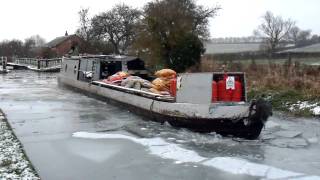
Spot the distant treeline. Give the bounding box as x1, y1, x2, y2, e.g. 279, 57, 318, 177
203, 51, 320, 62
0, 39, 33, 58
0, 35, 46, 58
210, 35, 320, 45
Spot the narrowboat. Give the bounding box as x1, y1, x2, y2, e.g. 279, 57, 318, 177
58, 55, 272, 139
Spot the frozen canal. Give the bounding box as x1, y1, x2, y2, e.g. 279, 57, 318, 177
1, 70, 320, 180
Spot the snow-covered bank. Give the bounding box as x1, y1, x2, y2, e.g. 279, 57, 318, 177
249, 89, 320, 117
73, 131, 320, 180
0, 110, 39, 180
287, 101, 320, 116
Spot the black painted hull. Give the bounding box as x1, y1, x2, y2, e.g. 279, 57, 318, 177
118, 99, 264, 139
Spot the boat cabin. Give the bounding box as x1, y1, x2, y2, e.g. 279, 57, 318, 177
61, 55, 247, 104
69, 55, 148, 82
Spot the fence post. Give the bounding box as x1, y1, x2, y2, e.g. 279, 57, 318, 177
37, 59, 40, 70
4, 57, 7, 70
1, 57, 7, 70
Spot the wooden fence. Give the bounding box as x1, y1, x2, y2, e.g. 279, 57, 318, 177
11, 57, 62, 71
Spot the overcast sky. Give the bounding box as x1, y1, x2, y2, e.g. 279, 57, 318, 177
0, 0, 319, 42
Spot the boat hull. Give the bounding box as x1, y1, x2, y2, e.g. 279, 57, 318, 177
58, 76, 266, 139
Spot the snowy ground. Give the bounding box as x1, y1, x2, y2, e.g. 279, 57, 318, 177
0, 111, 39, 180
287, 101, 320, 116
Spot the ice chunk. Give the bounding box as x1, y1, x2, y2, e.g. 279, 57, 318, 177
265, 121, 281, 130
290, 176, 320, 180
270, 138, 308, 148
274, 130, 302, 138
307, 137, 319, 144
202, 157, 302, 179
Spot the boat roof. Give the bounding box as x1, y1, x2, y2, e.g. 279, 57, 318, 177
66, 55, 141, 62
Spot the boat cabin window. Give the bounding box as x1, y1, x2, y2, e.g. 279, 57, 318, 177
78, 59, 95, 82
127, 59, 145, 70
74, 65, 77, 74
77, 57, 150, 82
100, 61, 122, 79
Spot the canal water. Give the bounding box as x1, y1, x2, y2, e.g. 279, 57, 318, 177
1, 70, 320, 180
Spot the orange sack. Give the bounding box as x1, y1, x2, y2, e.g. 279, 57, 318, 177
151, 78, 171, 91
155, 69, 176, 79
150, 69, 176, 94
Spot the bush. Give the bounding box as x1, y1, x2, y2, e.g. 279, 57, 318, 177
167, 33, 205, 72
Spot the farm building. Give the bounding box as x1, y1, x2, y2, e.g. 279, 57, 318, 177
204, 42, 261, 54
203, 42, 264, 63
201, 41, 320, 70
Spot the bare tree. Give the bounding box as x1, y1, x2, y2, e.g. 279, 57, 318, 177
0, 40, 24, 57
288, 26, 300, 44
311, 34, 320, 44
23, 38, 36, 57
296, 30, 311, 46
91, 4, 141, 54
288, 26, 311, 47
26, 35, 46, 47
254, 11, 295, 53
76, 8, 92, 42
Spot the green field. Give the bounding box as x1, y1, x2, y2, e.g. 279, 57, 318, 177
218, 57, 320, 66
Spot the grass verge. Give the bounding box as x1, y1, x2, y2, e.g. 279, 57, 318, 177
0, 109, 40, 179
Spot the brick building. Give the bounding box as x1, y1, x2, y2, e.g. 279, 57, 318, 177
45, 34, 83, 57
